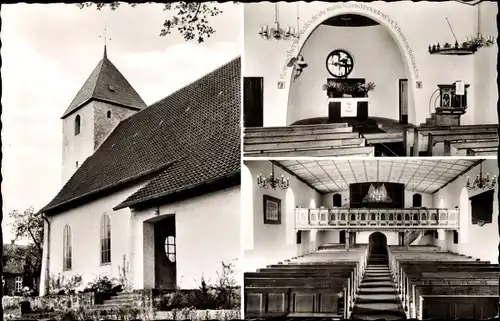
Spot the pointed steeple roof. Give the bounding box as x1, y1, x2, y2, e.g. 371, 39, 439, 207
61, 48, 147, 118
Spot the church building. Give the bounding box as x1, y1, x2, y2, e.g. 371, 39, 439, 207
243, 159, 499, 319
38, 48, 241, 295
242, 1, 498, 157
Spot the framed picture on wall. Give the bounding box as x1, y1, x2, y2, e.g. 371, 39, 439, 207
263, 195, 281, 224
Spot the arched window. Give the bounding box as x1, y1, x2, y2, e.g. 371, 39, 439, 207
74, 115, 81, 135
412, 193, 422, 207
333, 193, 342, 207
165, 236, 176, 262
100, 214, 111, 264
107, 111, 112, 118
63, 225, 72, 271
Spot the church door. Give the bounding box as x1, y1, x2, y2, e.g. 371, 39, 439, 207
399, 79, 408, 124
368, 232, 387, 255
154, 216, 176, 289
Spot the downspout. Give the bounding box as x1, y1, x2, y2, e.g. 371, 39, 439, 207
41, 214, 51, 296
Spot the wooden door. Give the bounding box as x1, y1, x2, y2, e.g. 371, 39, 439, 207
243, 77, 264, 127
399, 79, 408, 124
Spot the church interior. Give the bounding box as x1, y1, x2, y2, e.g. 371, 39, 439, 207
242, 159, 499, 319
242, 1, 498, 157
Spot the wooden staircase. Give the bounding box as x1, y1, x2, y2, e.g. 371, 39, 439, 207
420, 113, 438, 127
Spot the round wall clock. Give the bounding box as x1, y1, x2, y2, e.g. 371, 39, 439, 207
326, 49, 354, 78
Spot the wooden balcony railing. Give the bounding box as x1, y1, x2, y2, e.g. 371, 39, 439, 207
295, 208, 459, 230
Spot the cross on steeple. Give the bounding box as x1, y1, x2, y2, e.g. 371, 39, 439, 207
100, 26, 112, 58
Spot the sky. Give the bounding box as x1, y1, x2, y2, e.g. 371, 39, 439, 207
1, 3, 241, 243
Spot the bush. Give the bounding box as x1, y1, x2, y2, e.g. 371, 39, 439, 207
189, 276, 217, 310
83, 274, 115, 294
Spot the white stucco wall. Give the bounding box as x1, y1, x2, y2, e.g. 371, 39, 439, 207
317, 230, 341, 244
321, 190, 433, 208
243, 161, 322, 272
244, 1, 496, 126
40, 183, 145, 295
287, 24, 406, 124
356, 231, 399, 245
432, 160, 499, 263
131, 186, 241, 290
473, 1, 499, 125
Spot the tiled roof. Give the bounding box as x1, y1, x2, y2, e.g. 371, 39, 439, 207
61, 47, 147, 118
41, 57, 241, 214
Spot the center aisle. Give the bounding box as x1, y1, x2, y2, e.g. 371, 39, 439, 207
350, 254, 406, 320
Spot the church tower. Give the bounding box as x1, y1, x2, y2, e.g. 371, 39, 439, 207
61, 46, 147, 185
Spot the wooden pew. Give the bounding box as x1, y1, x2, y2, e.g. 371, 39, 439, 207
245, 265, 355, 318
400, 265, 497, 314
243, 123, 378, 157
362, 132, 404, 144
406, 271, 498, 319
244, 247, 368, 318
245, 278, 348, 318
420, 293, 498, 319
245, 123, 349, 134
444, 139, 498, 156
467, 146, 498, 156
427, 132, 498, 156
387, 247, 498, 319
412, 125, 498, 156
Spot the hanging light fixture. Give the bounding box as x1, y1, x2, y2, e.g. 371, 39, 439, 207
466, 162, 496, 190
257, 163, 290, 190
428, 11, 495, 55
259, 3, 297, 41
363, 161, 392, 203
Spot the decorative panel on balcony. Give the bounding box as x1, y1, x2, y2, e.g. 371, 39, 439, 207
295, 208, 459, 230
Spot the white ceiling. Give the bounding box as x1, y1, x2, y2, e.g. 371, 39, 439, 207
278, 159, 481, 194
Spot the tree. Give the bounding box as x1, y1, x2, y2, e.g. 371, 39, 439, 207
77, 2, 224, 43
8, 207, 44, 275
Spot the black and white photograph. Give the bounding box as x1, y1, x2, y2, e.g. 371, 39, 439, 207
1, 3, 242, 320
242, 1, 498, 157
243, 159, 498, 319
1, 1, 500, 321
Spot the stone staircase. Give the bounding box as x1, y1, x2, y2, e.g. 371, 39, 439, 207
90, 292, 138, 311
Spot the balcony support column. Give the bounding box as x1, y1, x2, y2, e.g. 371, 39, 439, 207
345, 231, 350, 251
404, 230, 409, 251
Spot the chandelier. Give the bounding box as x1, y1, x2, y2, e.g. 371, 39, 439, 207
362, 161, 392, 203
428, 14, 495, 55
466, 162, 496, 190
257, 163, 290, 190
259, 3, 297, 41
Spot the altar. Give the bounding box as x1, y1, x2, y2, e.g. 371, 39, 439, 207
328, 97, 369, 122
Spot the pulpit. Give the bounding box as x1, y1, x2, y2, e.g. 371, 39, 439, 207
434, 82, 469, 126
329, 98, 369, 122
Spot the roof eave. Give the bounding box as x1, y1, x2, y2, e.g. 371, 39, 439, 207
41, 160, 178, 215
61, 98, 144, 119
113, 170, 241, 211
